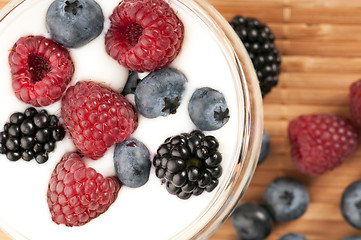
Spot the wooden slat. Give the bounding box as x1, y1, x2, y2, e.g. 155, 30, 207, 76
211, 0, 361, 8
270, 23, 361, 41
276, 40, 361, 57
281, 56, 361, 73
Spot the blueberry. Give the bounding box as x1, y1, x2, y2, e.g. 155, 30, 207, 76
135, 68, 187, 118
231, 202, 273, 240
341, 236, 361, 240
279, 233, 308, 240
113, 138, 151, 188
188, 87, 230, 131
258, 130, 270, 165
46, 0, 104, 48
263, 177, 309, 222
340, 180, 361, 229
122, 71, 141, 95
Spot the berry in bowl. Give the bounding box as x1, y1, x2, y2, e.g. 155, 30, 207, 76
0, 0, 262, 239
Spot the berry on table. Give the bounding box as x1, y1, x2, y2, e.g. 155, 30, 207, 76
263, 177, 309, 222
279, 233, 308, 240
341, 236, 361, 240
153, 130, 222, 199
113, 138, 151, 188
230, 15, 281, 97
105, 0, 184, 72
188, 87, 230, 131
61, 81, 138, 160
47, 152, 121, 226
288, 114, 359, 176
340, 180, 361, 230
46, 0, 104, 48
349, 79, 361, 128
8, 35, 74, 107
0, 107, 65, 163
134, 68, 187, 118
231, 202, 273, 240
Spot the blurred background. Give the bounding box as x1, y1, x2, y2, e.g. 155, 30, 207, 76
207, 0, 361, 239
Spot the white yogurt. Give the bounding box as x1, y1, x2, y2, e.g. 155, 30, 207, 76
0, 0, 245, 239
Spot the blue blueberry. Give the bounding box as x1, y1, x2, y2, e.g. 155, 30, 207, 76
340, 180, 361, 229
258, 130, 270, 165
113, 138, 151, 188
122, 71, 141, 95
188, 87, 229, 131
46, 0, 104, 48
263, 177, 309, 222
231, 202, 273, 240
341, 236, 361, 240
279, 233, 308, 240
135, 68, 187, 118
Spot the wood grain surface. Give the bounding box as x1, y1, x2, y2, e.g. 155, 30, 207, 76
1, 0, 361, 239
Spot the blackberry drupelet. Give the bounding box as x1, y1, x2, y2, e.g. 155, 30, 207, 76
230, 15, 281, 97
0, 107, 65, 163
153, 130, 222, 200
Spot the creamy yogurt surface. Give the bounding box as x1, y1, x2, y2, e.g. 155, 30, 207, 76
0, 0, 244, 239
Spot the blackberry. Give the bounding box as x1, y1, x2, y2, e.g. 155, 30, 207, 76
230, 15, 281, 97
0, 107, 66, 163
153, 130, 222, 200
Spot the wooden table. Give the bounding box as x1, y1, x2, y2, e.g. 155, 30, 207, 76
1, 0, 361, 239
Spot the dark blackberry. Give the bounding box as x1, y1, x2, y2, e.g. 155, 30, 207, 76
0, 107, 66, 163
230, 15, 281, 97
153, 130, 222, 200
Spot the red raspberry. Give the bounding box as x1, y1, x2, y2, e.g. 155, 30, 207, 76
105, 0, 184, 72
8, 35, 74, 107
350, 79, 361, 127
288, 114, 359, 176
47, 152, 121, 227
61, 81, 138, 159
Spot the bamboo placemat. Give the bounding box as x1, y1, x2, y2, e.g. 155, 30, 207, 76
1, 0, 361, 239
209, 0, 361, 239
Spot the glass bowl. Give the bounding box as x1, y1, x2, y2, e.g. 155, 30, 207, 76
0, 0, 263, 239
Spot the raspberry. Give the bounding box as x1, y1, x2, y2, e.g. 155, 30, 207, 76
8, 35, 74, 107
61, 81, 138, 159
288, 114, 359, 176
47, 152, 121, 227
350, 79, 361, 128
105, 0, 184, 72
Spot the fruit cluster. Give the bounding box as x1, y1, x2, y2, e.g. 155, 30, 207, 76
3, 0, 236, 229
230, 15, 281, 97
125, 68, 230, 131
153, 130, 222, 199
228, 13, 361, 237
0, 107, 65, 163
